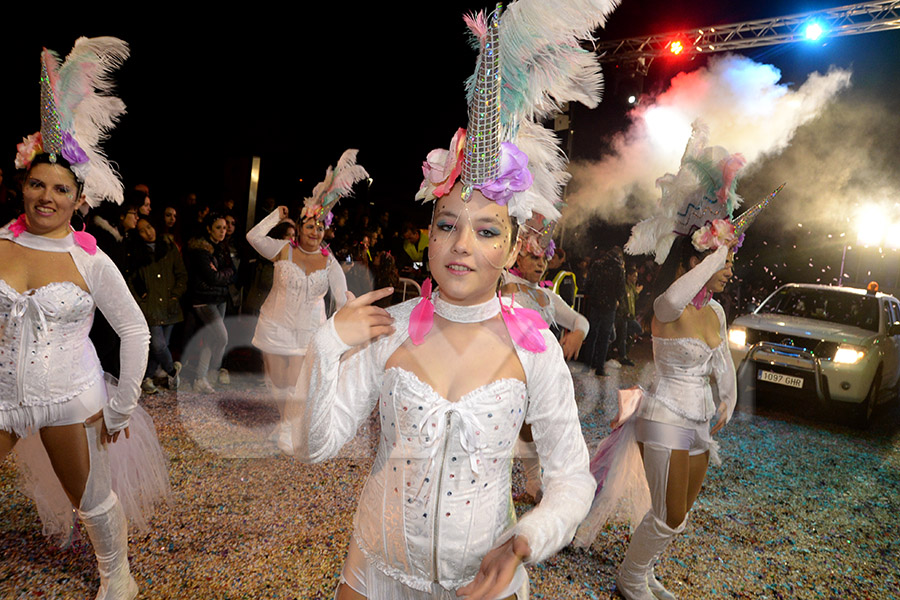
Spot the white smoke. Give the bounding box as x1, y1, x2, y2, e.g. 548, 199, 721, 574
564, 53, 852, 226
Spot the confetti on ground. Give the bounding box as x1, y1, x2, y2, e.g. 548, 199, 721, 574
2, 340, 898, 599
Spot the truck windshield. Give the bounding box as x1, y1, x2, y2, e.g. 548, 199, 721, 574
758, 288, 880, 332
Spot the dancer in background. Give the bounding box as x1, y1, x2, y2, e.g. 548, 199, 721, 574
2, 37, 168, 600
575, 121, 782, 600
501, 212, 589, 502
290, 1, 619, 597
247, 150, 365, 453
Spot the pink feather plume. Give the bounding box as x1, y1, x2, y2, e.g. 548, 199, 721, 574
499, 294, 548, 353
463, 11, 488, 39
408, 278, 434, 345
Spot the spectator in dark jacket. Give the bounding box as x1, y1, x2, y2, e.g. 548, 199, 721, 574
125, 218, 188, 393
585, 246, 626, 376
183, 213, 236, 392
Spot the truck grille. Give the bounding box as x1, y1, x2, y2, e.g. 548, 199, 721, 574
745, 329, 838, 359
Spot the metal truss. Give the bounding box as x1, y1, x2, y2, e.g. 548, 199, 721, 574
595, 1, 900, 74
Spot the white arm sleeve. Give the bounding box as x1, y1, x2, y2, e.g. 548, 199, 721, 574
289, 317, 392, 463
547, 288, 589, 336
90, 258, 151, 433
327, 255, 349, 311
246, 209, 289, 261
653, 245, 727, 323
506, 334, 596, 563
710, 301, 737, 423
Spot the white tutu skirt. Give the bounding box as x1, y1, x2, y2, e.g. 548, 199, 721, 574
573, 419, 651, 548
12, 377, 171, 546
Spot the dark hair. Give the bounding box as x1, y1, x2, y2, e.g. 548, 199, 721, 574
640, 235, 711, 328
25, 153, 84, 198
124, 189, 149, 213
267, 220, 295, 240
202, 212, 226, 231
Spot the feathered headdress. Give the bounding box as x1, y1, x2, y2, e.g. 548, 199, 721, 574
15, 37, 129, 207
302, 149, 369, 226
520, 210, 559, 259
626, 120, 770, 264
415, 0, 619, 226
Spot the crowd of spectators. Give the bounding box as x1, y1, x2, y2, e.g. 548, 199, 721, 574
0, 174, 776, 390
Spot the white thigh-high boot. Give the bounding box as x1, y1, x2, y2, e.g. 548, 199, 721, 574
616, 443, 684, 600
276, 386, 296, 456
266, 384, 288, 443
77, 423, 138, 600
515, 438, 543, 501
616, 512, 684, 600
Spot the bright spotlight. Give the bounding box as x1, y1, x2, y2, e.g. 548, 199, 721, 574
669, 40, 684, 55
804, 22, 824, 41
627, 95, 637, 104
857, 205, 887, 247
643, 107, 691, 150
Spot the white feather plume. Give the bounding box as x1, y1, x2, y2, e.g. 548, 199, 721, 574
305, 149, 370, 215
58, 37, 129, 206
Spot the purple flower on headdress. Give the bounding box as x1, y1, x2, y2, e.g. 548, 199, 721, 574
324, 211, 334, 228
545, 239, 556, 259
478, 142, 533, 205
61, 131, 89, 165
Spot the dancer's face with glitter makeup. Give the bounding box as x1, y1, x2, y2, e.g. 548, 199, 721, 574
429, 183, 520, 306
22, 162, 85, 238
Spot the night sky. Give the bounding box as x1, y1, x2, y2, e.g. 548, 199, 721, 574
3, 1, 899, 290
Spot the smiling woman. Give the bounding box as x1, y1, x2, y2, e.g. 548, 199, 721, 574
0, 36, 169, 600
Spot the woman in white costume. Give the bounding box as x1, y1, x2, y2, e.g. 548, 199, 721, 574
1, 37, 168, 600
247, 150, 365, 453
501, 214, 589, 502
290, 2, 620, 597
574, 122, 782, 600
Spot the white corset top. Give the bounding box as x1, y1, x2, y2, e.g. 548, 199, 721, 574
0, 279, 103, 408
354, 366, 528, 591
646, 336, 720, 422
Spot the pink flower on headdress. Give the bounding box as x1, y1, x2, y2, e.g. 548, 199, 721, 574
691, 218, 736, 252
417, 128, 466, 201
478, 142, 533, 205
15, 132, 43, 170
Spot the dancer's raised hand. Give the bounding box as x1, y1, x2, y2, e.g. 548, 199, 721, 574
333, 288, 395, 347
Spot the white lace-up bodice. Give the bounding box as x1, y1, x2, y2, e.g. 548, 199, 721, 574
293, 297, 595, 592
0, 280, 101, 408
0, 227, 149, 435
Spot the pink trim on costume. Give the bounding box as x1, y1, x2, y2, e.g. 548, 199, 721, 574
691, 287, 713, 310
9, 215, 27, 237
409, 278, 435, 345
72, 229, 97, 255
499, 291, 548, 353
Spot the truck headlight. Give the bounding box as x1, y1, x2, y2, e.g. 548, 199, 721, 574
728, 327, 747, 347
833, 345, 866, 364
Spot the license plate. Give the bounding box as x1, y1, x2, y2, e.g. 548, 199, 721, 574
758, 370, 804, 388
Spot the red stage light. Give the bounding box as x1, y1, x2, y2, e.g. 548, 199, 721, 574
669, 40, 684, 55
